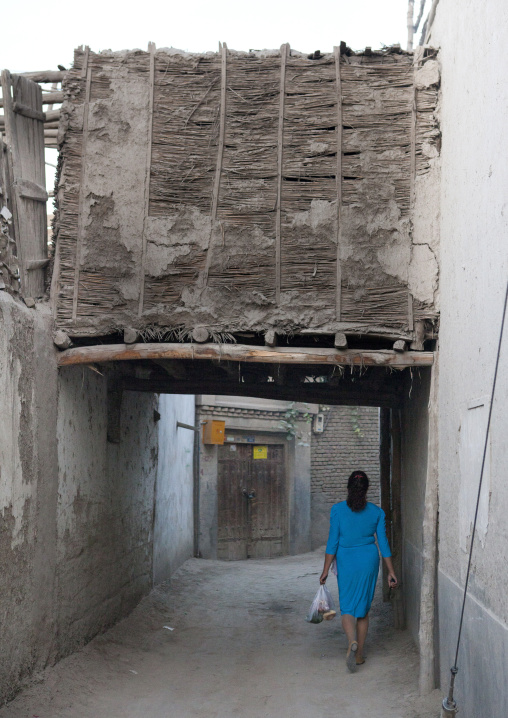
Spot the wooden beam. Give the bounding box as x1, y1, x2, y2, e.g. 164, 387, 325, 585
211, 42, 227, 222
379, 407, 392, 602
57, 342, 434, 368
276, 43, 289, 304
1, 91, 64, 108
203, 42, 227, 286
119, 376, 401, 408
410, 73, 417, 208
137, 41, 156, 317
16, 178, 48, 202
391, 407, 405, 629
13, 102, 45, 122
334, 46, 343, 320
20, 71, 66, 83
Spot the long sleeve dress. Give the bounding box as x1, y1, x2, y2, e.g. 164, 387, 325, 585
325, 501, 391, 618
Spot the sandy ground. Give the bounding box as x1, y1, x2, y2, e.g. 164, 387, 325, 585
0, 550, 441, 718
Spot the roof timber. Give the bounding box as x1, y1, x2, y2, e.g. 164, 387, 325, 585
57, 342, 434, 368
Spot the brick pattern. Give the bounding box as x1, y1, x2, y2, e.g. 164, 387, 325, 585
311, 406, 380, 502
311, 406, 380, 548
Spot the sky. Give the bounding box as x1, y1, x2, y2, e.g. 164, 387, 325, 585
0, 0, 415, 190
1, 0, 412, 72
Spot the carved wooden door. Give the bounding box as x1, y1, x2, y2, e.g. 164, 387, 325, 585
217, 443, 287, 560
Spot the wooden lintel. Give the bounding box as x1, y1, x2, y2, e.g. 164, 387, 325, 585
57, 342, 434, 368
119, 377, 401, 408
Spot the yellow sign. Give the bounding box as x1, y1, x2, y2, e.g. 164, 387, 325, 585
253, 445, 268, 460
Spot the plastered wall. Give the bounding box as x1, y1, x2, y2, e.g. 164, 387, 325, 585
153, 393, 195, 584
400, 369, 431, 648
0, 292, 194, 703
426, 1, 508, 714
0, 295, 59, 702
56, 371, 159, 653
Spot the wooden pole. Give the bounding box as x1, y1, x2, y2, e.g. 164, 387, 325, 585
334, 46, 343, 320
276, 43, 289, 304
137, 41, 156, 317
379, 407, 392, 602
71, 47, 91, 321
391, 407, 405, 629
203, 42, 227, 286
57, 342, 435, 368
407, 0, 415, 52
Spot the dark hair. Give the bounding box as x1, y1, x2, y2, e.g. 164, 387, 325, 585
347, 471, 369, 512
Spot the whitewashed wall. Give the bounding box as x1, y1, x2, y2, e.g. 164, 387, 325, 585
428, 1, 508, 715
153, 394, 195, 584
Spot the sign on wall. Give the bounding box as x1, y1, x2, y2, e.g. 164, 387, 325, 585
253, 446, 268, 460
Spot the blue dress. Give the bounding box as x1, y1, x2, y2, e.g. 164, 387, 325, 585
325, 501, 391, 618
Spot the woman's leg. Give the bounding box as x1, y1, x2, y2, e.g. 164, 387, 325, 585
356, 613, 369, 662
341, 613, 356, 645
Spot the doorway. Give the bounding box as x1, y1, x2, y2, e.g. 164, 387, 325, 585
217, 443, 288, 560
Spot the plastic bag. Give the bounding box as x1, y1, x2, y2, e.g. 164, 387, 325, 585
305, 584, 336, 624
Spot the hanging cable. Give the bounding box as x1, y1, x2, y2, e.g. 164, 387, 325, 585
442, 279, 508, 716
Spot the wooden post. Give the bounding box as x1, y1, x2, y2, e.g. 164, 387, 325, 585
138, 41, 156, 316
379, 407, 392, 602
203, 42, 228, 287
72, 47, 91, 320
334, 46, 343, 320
276, 43, 289, 304
410, 72, 417, 211
407, 0, 415, 52
391, 407, 405, 629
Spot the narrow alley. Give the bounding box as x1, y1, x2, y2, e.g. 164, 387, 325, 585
0, 551, 439, 718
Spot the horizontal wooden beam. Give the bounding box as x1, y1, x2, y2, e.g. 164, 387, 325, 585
57, 342, 434, 368
120, 377, 401, 408
0, 91, 63, 109
20, 70, 66, 83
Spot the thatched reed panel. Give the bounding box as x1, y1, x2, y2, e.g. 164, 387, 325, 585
341, 285, 409, 326
217, 55, 279, 225
149, 54, 221, 215
280, 56, 337, 298
341, 57, 413, 214
53, 46, 439, 339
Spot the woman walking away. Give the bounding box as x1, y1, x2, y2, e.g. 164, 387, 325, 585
319, 471, 398, 672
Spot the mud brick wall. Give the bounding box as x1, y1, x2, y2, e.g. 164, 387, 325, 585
311, 406, 380, 548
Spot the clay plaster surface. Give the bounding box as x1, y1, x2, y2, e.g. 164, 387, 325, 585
428, 0, 508, 713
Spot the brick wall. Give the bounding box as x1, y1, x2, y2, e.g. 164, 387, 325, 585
311, 406, 380, 548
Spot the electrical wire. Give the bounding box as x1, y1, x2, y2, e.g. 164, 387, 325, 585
444, 279, 508, 713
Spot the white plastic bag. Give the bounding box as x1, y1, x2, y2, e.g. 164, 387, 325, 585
305, 584, 336, 624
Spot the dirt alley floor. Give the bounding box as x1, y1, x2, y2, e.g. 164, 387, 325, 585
0, 550, 441, 718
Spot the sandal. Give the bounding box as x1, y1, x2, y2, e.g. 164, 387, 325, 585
346, 641, 358, 672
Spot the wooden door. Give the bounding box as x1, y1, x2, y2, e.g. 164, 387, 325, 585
217, 443, 287, 560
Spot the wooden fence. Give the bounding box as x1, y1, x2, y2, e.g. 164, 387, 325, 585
0, 70, 62, 297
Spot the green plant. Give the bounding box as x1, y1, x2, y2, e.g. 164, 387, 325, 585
350, 406, 364, 438
279, 402, 312, 441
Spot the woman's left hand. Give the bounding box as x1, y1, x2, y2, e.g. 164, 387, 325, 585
387, 572, 398, 588
319, 570, 328, 585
